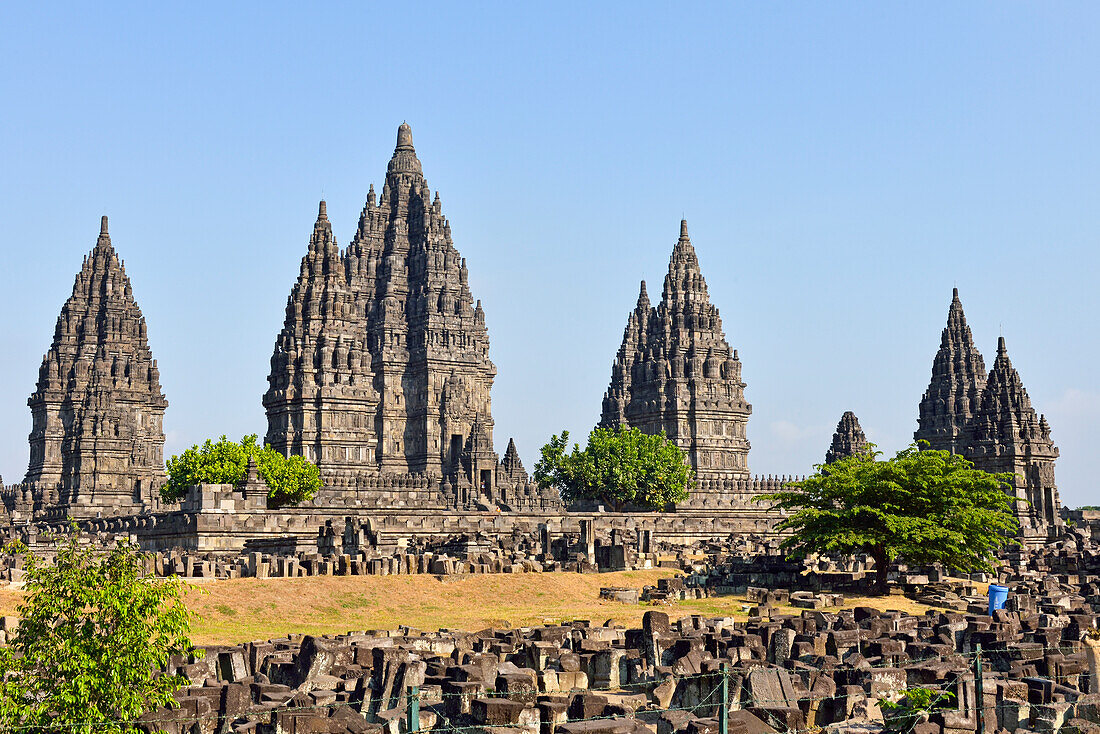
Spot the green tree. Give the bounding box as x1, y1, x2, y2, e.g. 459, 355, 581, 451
161, 434, 321, 507
534, 426, 693, 511
756, 443, 1019, 593
0, 531, 198, 732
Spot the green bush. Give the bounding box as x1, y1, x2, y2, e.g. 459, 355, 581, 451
879, 687, 955, 732
162, 434, 320, 507
534, 426, 693, 511
0, 531, 198, 731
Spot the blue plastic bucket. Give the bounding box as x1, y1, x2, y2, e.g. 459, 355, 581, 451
988, 584, 1009, 615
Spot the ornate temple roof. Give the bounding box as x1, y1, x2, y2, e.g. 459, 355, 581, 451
915, 288, 987, 453
25, 216, 167, 512
969, 336, 1057, 461
824, 411, 870, 465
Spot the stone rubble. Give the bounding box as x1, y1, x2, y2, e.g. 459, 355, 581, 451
0, 521, 1096, 732
126, 564, 1100, 734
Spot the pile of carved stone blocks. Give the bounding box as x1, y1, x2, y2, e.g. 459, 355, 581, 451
132, 581, 1100, 734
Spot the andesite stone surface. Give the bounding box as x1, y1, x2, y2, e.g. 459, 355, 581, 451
263, 123, 516, 507
915, 289, 1061, 542
600, 220, 751, 480
824, 412, 869, 465
22, 216, 167, 518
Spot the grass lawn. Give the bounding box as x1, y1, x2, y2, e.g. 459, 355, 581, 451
0, 569, 959, 645
0, 567, 963, 647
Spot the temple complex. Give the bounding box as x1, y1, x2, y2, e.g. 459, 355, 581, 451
916, 290, 1061, 541
824, 411, 869, 465
600, 220, 751, 480
0, 126, 1066, 553
22, 216, 168, 518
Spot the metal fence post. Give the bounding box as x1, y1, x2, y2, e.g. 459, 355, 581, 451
407, 684, 420, 733
974, 644, 984, 734
720, 662, 729, 734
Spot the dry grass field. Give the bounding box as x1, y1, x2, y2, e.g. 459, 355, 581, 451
0, 569, 961, 645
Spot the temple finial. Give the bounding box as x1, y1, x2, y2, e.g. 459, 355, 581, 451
100, 216, 109, 236
318, 200, 328, 220
997, 335, 1007, 356
680, 219, 689, 240
396, 122, 414, 151
952, 286, 959, 299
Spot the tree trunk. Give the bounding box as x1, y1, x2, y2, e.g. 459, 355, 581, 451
872, 545, 889, 595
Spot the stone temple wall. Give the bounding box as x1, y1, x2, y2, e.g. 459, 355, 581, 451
11, 475, 789, 555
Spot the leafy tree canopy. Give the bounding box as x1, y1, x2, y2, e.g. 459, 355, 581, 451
162, 434, 320, 507
756, 442, 1020, 592
534, 426, 693, 511
0, 531, 198, 732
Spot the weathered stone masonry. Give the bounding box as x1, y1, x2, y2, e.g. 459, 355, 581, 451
263, 123, 512, 507
601, 220, 751, 482
915, 289, 1061, 542
21, 216, 167, 519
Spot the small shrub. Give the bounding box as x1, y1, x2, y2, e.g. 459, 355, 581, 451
879, 687, 955, 733
162, 434, 320, 506
0, 531, 199, 730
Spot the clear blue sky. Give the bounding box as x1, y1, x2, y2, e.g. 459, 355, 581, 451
1, 3, 1096, 506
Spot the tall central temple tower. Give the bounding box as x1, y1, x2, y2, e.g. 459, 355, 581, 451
600, 220, 751, 479
264, 124, 499, 488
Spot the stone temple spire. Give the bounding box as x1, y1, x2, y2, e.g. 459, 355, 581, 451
824, 411, 870, 465
266, 124, 500, 492
602, 279, 654, 427
386, 121, 423, 178
663, 219, 706, 317
915, 288, 987, 454
600, 219, 751, 479
968, 336, 1061, 537
25, 216, 168, 517
264, 201, 379, 475
915, 292, 1063, 544
498, 437, 528, 484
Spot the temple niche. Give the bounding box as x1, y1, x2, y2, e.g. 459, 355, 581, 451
24, 216, 168, 518
600, 220, 752, 481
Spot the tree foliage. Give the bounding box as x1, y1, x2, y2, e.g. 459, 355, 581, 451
162, 434, 320, 507
534, 426, 693, 511
756, 443, 1019, 592
0, 531, 198, 732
